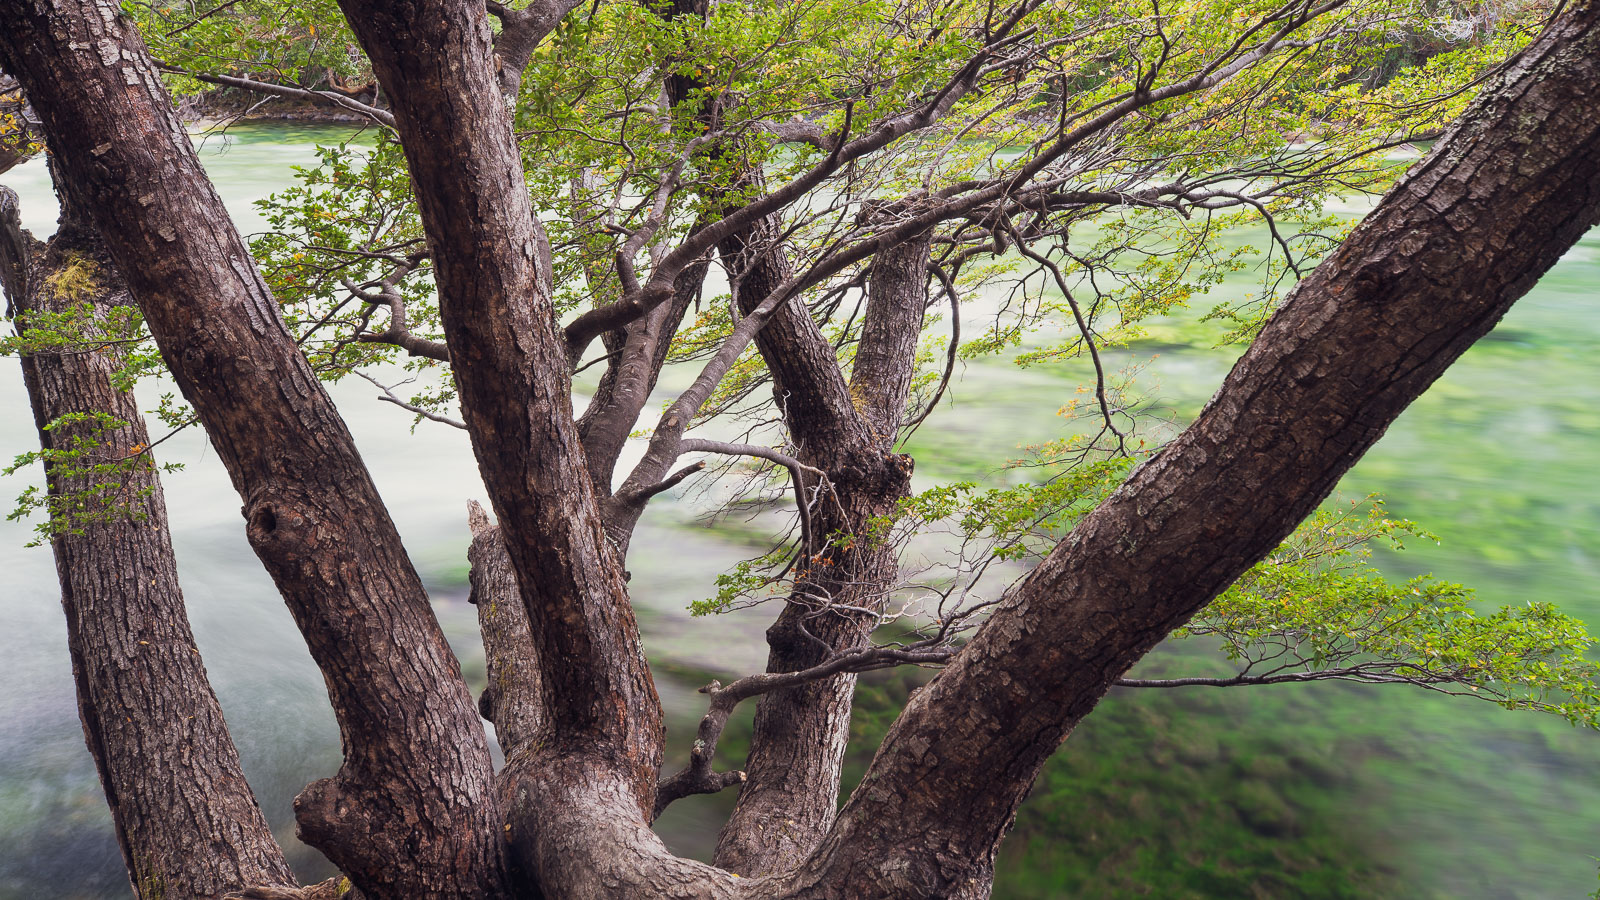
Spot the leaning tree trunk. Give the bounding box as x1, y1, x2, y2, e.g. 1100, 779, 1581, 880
780, 7, 1600, 896
0, 7, 509, 898
332, 2, 674, 894
0, 186, 297, 900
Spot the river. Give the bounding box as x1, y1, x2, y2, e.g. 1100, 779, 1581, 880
0, 125, 1595, 899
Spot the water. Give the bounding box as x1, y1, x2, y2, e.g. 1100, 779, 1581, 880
0, 125, 1595, 898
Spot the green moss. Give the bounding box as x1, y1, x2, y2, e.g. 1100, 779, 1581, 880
44, 253, 101, 301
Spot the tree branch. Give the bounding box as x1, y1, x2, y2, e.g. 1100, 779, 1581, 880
344, 268, 452, 362
155, 63, 397, 129
354, 371, 465, 428
562, 0, 1047, 357
654, 644, 955, 819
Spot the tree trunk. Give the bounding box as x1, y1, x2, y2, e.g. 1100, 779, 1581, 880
333, 0, 668, 869
0, 186, 296, 900
8, 0, 1598, 896
782, 7, 1600, 895
712, 213, 924, 874
0, 7, 508, 898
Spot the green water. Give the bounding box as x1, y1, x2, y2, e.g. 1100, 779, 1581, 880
884, 203, 1600, 896
0, 125, 1595, 898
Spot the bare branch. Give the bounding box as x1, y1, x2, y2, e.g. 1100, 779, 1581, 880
900, 261, 961, 437
1007, 224, 1127, 453
623, 459, 706, 503
155, 63, 397, 129
343, 267, 452, 362
654, 643, 956, 818
354, 371, 465, 429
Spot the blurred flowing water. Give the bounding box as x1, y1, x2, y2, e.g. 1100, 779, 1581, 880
0, 125, 1594, 898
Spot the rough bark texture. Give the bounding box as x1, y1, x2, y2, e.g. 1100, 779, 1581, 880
9, 0, 1600, 895
712, 211, 921, 875
778, 8, 1600, 895
333, 0, 667, 875
2, 186, 296, 900
851, 231, 933, 439
467, 502, 543, 755
0, 7, 507, 898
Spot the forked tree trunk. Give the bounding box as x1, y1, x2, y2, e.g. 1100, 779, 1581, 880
7, 0, 1600, 895
711, 216, 926, 875
331, 0, 670, 875
0, 7, 508, 898
0, 186, 296, 900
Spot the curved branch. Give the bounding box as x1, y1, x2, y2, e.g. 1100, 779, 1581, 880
344, 270, 452, 361
899, 261, 961, 437
654, 644, 955, 819
354, 371, 465, 428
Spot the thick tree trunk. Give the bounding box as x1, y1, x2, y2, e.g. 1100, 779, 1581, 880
9, 0, 1596, 896
780, 8, 1600, 895
333, 0, 667, 869
0, 7, 508, 898
0, 187, 296, 900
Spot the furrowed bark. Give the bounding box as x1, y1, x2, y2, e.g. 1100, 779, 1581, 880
782, 8, 1600, 895
336, 0, 664, 837
0, 8, 508, 898
467, 502, 543, 755
0, 72, 35, 175
2, 185, 296, 900
850, 230, 933, 439
711, 210, 919, 874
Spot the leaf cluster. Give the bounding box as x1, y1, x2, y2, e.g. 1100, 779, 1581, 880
2, 412, 182, 548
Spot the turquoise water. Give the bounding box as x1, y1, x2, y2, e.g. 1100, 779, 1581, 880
0, 125, 1595, 898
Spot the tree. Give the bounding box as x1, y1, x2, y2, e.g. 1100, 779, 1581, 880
1, 0, 1599, 897
0, 183, 302, 898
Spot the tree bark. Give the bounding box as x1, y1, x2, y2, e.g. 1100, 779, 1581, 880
1, 186, 297, 900
7, 0, 1597, 896
0, 7, 508, 898
578, 246, 710, 515
711, 209, 923, 875
467, 503, 545, 756
780, 7, 1600, 895
334, 0, 666, 848
850, 230, 933, 438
